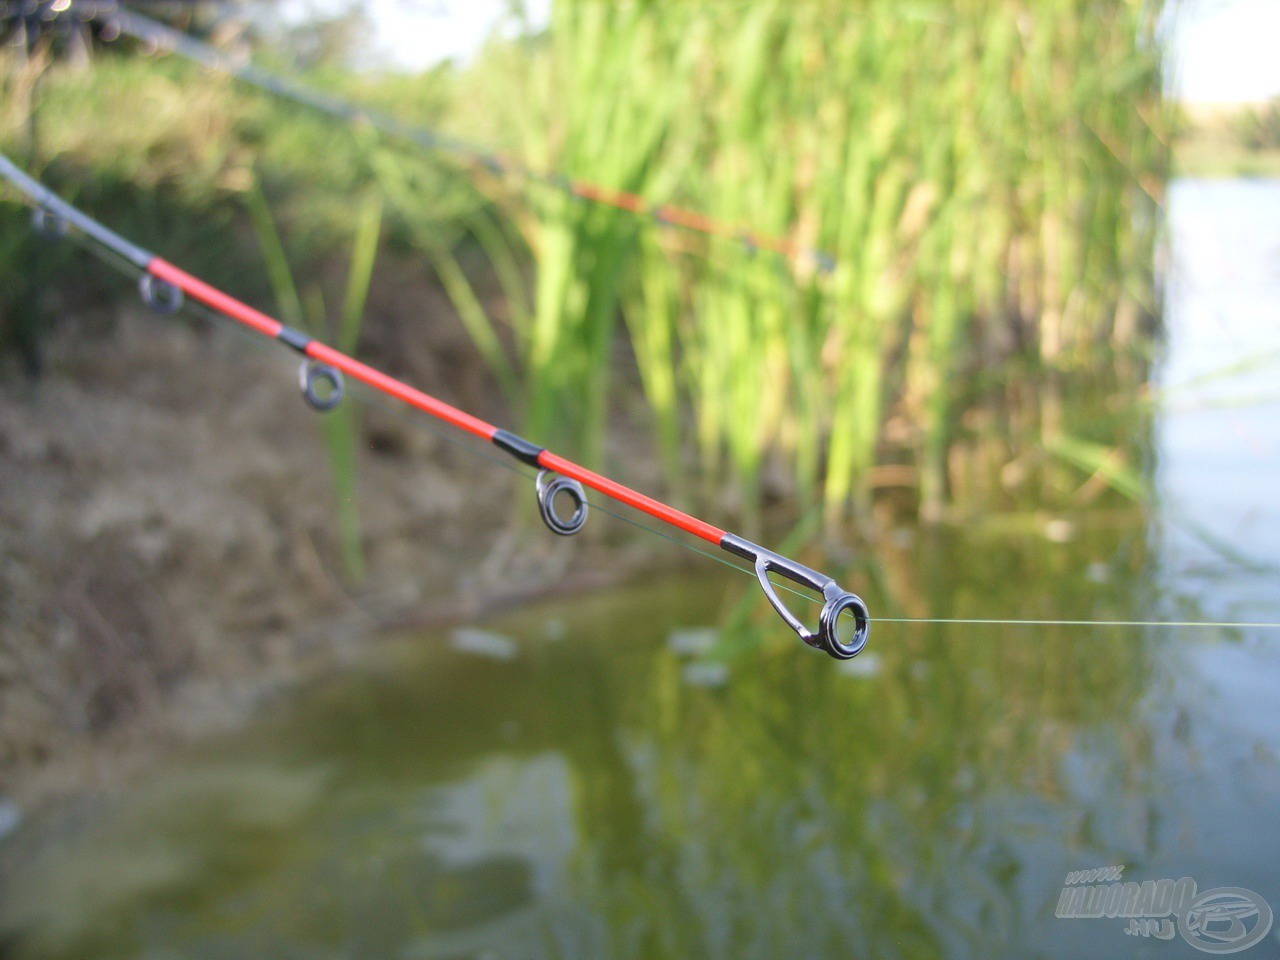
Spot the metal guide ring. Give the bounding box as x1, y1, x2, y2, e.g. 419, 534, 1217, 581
724, 533, 872, 661
31, 206, 68, 239
299, 361, 345, 412
818, 591, 871, 660
138, 273, 184, 314
536, 469, 589, 536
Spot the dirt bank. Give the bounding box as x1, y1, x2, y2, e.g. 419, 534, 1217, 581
0, 268, 648, 811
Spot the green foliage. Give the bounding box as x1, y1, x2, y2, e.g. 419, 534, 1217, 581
245, 176, 385, 583
0, 54, 50, 373
471, 0, 1171, 524
1237, 98, 1280, 152
4, 5, 1171, 526
2, 46, 463, 274
0, 203, 59, 375
364, 144, 525, 400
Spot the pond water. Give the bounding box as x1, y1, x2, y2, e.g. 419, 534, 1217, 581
2, 178, 1279, 960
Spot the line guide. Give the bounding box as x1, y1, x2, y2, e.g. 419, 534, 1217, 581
0, 153, 871, 659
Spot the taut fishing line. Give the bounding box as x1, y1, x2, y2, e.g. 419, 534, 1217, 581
876, 617, 1280, 629
33, 7, 1276, 636
7, 159, 1280, 646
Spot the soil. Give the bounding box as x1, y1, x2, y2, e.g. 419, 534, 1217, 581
0, 265, 651, 817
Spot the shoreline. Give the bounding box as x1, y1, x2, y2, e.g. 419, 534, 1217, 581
0, 282, 665, 818
1174, 100, 1280, 178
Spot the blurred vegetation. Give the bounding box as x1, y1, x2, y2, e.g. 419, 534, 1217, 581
464, 0, 1172, 525
2, 0, 1172, 528
1173, 100, 1280, 178
244, 175, 384, 584
0, 39, 478, 582
0, 49, 60, 374
1236, 98, 1280, 152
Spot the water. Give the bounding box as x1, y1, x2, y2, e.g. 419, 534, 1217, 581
2, 178, 1279, 959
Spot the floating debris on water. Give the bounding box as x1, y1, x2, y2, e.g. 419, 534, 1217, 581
682, 661, 730, 688
838, 651, 882, 679
1086, 562, 1110, 584
667, 627, 718, 657
1044, 519, 1076, 543
450, 628, 519, 661
0, 798, 20, 840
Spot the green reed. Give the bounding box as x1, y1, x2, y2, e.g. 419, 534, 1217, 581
474, 0, 1170, 524
5, 7, 1171, 527
245, 176, 383, 583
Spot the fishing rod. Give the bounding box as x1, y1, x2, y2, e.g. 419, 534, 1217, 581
95, 7, 836, 274
0, 153, 871, 659
5, 161, 1277, 642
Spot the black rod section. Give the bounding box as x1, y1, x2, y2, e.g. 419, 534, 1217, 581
0, 153, 154, 269
492, 429, 545, 468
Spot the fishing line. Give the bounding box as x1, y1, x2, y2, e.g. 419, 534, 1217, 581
873, 617, 1280, 630
70, 256, 1280, 633
35, 213, 1280, 634
7, 159, 1279, 643
151, 322, 1280, 633
190, 299, 1280, 633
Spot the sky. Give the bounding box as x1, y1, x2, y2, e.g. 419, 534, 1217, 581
285, 0, 1280, 105
1166, 0, 1280, 103
277, 0, 550, 70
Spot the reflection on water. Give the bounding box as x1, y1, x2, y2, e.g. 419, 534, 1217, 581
1157, 178, 1280, 618
2, 179, 1279, 960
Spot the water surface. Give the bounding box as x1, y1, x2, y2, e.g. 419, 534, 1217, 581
3, 178, 1279, 959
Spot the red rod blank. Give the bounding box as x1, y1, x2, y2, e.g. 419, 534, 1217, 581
306, 342, 498, 442
148, 257, 727, 546
149, 259, 283, 339
539, 452, 726, 545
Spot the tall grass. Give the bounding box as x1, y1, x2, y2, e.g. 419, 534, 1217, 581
472, 0, 1171, 523
5, 9, 1171, 527
245, 176, 384, 583
0, 52, 41, 371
